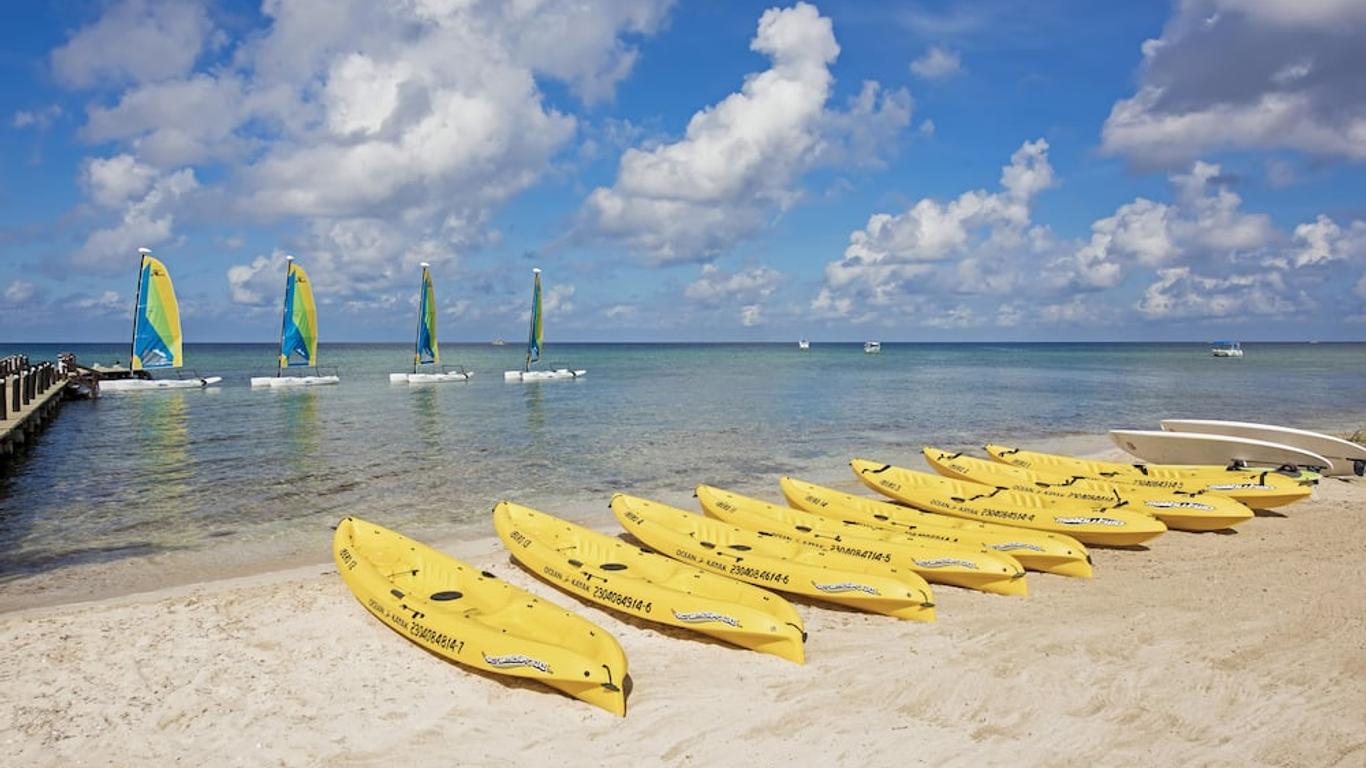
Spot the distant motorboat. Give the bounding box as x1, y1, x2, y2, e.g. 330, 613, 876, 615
491, 338, 506, 346
1211, 340, 1243, 358
863, 341, 881, 354
798, 338, 810, 351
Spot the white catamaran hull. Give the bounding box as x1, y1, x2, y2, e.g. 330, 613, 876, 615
503, 369, 586, 382
101, 376, 223, 391
249, 376, 341, 388
389, 372, 471, 383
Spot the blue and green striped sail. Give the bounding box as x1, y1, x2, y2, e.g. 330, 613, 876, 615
525, 268, 543, 371
131, 253, 183, 371
279, 260, 319, 368
415, 265, 439, 367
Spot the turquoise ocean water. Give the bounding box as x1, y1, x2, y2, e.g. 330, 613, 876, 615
1, 342, 1363, 593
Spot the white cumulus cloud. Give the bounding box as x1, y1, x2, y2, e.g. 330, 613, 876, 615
580, 2, 910, 264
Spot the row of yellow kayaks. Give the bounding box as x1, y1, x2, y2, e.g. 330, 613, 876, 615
332, 443, 1316, 715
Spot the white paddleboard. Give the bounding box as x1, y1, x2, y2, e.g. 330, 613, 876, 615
1161, 419, 1366, 476
1110, 429, 1331, 471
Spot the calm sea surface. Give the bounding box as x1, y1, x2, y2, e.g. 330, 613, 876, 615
2, 342, 1364, 585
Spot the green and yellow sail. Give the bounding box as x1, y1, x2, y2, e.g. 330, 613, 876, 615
279, 258, 319, 368
131, 251, 183, 371
415, 264, 439, 368
525, 268, 542, 371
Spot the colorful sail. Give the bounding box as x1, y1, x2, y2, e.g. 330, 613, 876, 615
525, 268, 543, 371
131, 253, 184, 370
415, 265, 439, 366
279, 260, 319, 367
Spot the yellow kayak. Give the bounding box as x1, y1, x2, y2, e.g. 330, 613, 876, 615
985, 444, 1313, 509
611, 493, 936, 622
851, 459, 1168, 547
696, 484, 1027, 596
493, 501, 806, 664
779, 476, 1093, 578
333, 516, 629, 715
924, 448, 1255, 532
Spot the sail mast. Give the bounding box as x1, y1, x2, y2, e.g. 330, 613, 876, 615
129, 248, 150, 371
413, 262, 429, 374
277, 255, 294, 377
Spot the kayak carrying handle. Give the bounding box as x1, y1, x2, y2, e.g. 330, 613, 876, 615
951, 486, 1007, 503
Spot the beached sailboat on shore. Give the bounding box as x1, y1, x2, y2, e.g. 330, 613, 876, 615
504, 268, 584, 382
389, 263, 469, 383
250, 256, 339, 388
100, 248, 222, 391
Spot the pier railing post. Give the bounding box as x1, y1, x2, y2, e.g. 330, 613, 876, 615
9, 374, 18, 413
1, 377, 6, 420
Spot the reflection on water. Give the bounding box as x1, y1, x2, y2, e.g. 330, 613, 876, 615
279, 388, 322, 473
410, 385, 442, 455
133, 391, 191, 507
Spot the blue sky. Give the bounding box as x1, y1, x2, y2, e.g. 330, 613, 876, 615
3, 0, 1365, 343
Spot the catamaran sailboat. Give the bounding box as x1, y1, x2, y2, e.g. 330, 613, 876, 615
504, 268, 585, 382
389, 263, 469, 383
100, 248, 222, 391
250, 256, 340, 388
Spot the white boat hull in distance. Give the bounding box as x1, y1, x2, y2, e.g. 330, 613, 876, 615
101, 376, 223, 391
1161, 419, 1366, 476
1110, 429, 1331, 471
390, 372, 471, 383
503, 369, 586, 382
249, 375, 341, 388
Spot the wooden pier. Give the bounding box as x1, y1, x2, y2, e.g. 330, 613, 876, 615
0, 355, 70, 460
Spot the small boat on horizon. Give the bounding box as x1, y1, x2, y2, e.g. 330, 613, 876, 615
1211, 340, 1243, 358
100, 248, 222, 392
389, 263, 469, 384
863, 340, 881, 354
491, 338, 506, 346
798, 338, 810, 350
504, 268, 585, 382
249, 256, 340, 388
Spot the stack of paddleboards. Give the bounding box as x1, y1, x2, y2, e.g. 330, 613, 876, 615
329, 421, 1338, 715
1110, 419, 1365, 477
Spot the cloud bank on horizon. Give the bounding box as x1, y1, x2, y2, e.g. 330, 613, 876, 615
2, 0, 1364, 341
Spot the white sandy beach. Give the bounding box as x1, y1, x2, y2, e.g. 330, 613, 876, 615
2, 452, 1364, 767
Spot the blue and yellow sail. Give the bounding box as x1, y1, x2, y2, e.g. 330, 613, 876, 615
415, 264, 439, 367
131, 252, 183, 371
525, 268, 543, 371
279, 259, 319, 368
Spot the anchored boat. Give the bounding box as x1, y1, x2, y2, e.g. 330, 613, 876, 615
250, 256, 340, 388
100, 248, 222, 391
504, 268, 585, 382
389, 263, 469, 384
